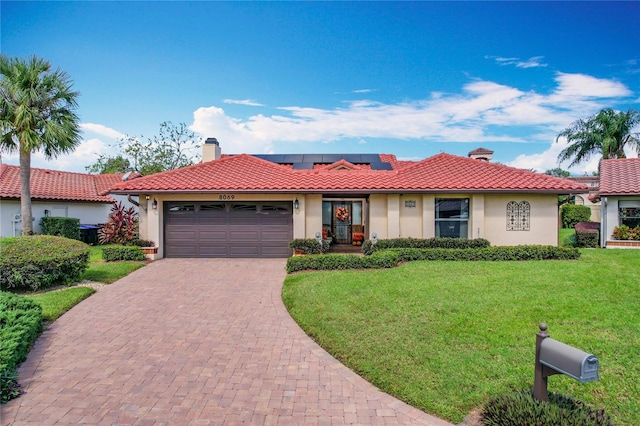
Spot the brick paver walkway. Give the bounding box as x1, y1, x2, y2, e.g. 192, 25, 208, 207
1, 259, 451, 425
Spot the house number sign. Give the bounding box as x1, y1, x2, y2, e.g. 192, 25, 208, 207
218, 194, 236, 200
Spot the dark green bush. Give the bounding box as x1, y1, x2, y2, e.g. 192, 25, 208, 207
0, 236, 90, 291
574, 222, 599, 248
362, 237, 491, 255
388, 246, 580, 262
482, 390, 613, 426
124, 238, 156, 247
102, 245, 147, 261
561, 205, 592, 228
286, 251, 398, 273
288, 239, 330, 254
0, 292, 43, 403
39, 216, 80, 240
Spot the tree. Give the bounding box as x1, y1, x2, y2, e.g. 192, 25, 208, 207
85, 154, 131, 174
556, 108, 640, 168
545, 168, 571, 178
0, 55, 81, 235
86, 121, 201, 175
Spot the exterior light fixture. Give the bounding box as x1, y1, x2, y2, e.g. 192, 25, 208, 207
294, 198, 300, 210
371, 232, 378, 244
152, 198, 158, 210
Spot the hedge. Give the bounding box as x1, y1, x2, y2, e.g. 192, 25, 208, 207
387, 246, 580, 262
362, 237, 491, 255
288, 239, 331, 254
39, 216, 81, 240
286, 251, 399, 273
0, 236, 90, 291
574, 222, 600, 248
482, 390, 613, 426
561, 204, 592, 228
286, 245, 580, 273
0, 292, 43, 403
102, 245, 147, 261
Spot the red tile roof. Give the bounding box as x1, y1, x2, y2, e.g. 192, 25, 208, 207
108, 152, 587, 195
599, 158, 640, 195
0, 164, 120, 202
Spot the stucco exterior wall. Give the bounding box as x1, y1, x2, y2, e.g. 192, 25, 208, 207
0, 199, 115, 238
303, 194, 323, 239
483, 194, 559, 246
399, 195, 422, 238
368, 194, 388, 239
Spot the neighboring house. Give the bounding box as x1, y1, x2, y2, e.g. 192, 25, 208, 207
567, 176, 601, 222
0, 164, 136, 238
107, 139, 587, 259
598, 158, 640, 248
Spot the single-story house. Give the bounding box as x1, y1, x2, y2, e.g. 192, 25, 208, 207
0, 164, 136, 238
598, 158, 640, 248
107, 139, 587, 259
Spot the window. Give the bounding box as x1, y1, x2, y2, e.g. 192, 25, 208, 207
507, 201, 530, 231
619, 203, 640, 228
167, 203, 195, 212
435, 198, 469, 238
230, 203, 257, 211
199, 203, 226, 211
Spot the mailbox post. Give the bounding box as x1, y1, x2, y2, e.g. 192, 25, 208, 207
534, 323, 599, 401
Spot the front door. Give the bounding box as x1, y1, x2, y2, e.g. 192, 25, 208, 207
333, 201, 352, 244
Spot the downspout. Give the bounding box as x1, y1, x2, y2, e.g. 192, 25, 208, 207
601, 197, 607, 248
128, 194, 146, 211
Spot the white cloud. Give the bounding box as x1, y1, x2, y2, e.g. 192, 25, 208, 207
80, 123, 125, 140
352, 89, 374, 94
222, 99, 265, 107
488, 55, 547, 68
553, 72, 632, 99
190, 72, 634, 157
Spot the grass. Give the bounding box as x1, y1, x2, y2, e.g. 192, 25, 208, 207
27, 287, 96, 322
558, 227, 576, 246
282, 249, 640, 425
79, 245, 146, 283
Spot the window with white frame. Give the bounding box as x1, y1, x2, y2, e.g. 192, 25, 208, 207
506, 201, 530, 231
619, 201, 640, 228
435, 198, 469, 238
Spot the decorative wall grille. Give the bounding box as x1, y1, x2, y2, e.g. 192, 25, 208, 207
507, 201, 530, 231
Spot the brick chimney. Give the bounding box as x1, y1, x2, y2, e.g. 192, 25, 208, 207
202, 138, 221, 162
468, 147, 494, 162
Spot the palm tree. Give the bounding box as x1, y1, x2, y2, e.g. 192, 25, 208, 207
0, 55, 81, 234
556, 108, 640, 168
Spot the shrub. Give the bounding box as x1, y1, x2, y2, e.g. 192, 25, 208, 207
362, 237, 491, 255
124, 238, 156, 247
561, 204, 591, 228
574, 222, 600, 248
39, 217, 81, 240
0, 292, 43, 403
387, 245, 580, 262
482, 390, 613, 426
286, 251, 398, 273
288, 239, 330, 254
611, 224, 640, 240
98, 201, 138, 244
0, 236, 90, 291
102, 245, 147, 262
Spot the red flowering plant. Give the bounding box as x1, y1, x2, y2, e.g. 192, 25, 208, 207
335, 207, 350, 221
98, 201, 138, 244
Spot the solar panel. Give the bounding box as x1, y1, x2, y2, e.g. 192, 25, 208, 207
292, 162, 314, 170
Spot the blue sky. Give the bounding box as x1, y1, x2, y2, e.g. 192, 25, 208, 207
2, 1, 639, 175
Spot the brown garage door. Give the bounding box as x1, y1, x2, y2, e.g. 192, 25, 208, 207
164, 201, 293, 258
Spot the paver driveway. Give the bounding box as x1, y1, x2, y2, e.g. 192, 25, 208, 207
2, 259, 451, 425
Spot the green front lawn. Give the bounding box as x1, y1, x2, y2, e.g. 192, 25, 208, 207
282, 249, 639, 425
80, 245, 146, 283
